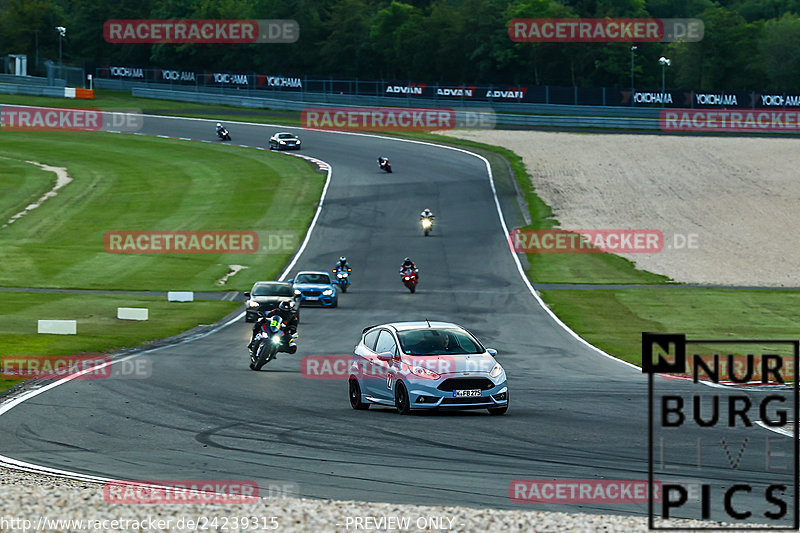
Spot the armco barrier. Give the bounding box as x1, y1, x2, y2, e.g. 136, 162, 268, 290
0, 83, 92, 99
122, 82, 664, 118
0, 83, 69, 98
130, 87, 663, 130
0, 74, 66, 87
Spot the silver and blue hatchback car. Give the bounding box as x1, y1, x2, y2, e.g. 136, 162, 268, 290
348, 321, 508, 415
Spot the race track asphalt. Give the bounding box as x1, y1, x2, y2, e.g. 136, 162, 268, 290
0, 115, 794, 524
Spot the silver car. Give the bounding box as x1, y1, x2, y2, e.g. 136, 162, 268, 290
348, 321, 508, 415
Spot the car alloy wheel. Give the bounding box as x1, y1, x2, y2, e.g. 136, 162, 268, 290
395, 382, 410, 415
349, 378, 369, 410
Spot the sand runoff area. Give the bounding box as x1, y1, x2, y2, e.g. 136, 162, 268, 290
440, 130, 800, 286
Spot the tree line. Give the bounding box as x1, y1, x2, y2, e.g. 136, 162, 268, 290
2, 0, 800, 91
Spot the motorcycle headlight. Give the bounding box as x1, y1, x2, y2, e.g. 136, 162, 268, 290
271, 335, 282, 344
490, 363, 504, 378
247, 300, 260, 309
323, 289, 334, 295
421, 219, 432, 228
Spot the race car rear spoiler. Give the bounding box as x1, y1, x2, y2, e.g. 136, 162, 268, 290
361, 325, 378, 335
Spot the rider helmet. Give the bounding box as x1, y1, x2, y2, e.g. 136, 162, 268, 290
278, 301, 292, 312
339, 256, 347, 263
216, 122, 221, 128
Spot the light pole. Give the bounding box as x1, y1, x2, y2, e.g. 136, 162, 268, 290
659, 56, 671, 96
34, 29, 39, 69
56, 26, 66, 78
630, 45, 637, 93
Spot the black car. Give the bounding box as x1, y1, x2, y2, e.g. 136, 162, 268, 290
244, 281, 299, 322
269, 132, 301, 150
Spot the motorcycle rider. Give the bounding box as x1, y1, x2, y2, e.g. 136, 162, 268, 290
216, 122, 227, 138
333, 256, 351, 274
377, 156, 389, 169
399, 257, 418, 275
248, 301, 298, 355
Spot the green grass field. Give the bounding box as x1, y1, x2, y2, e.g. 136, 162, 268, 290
0, 292, 239, 393
0, 156, 55, 225
0, 129, 323, 394
541, 288, 800, 366
0, 131, 324, 291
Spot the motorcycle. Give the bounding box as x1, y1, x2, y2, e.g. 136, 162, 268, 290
216, 127, 231, 141
401, 268, 418, 293
333, 268, 351, 292
379, 158, 392, 173
420, 216, 434, 236
249, 315, 297, 371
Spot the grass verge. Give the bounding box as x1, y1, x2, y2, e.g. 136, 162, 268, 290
0, 291, 239, 394
541, 288, 800, 366
0, 131, 324, 291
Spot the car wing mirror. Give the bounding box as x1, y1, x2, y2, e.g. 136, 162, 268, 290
243, 292, 251, 298
377, 352, 394, 361
487, 348, 498, 358
287, 279, 293, 283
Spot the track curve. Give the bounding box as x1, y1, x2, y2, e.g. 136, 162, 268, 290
0, 116, 792, 521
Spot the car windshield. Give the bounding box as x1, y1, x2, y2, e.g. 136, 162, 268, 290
396, 328, 484, 355
296, 273, 330, 284
278, 133, 295, 139
252, 284, 294, 297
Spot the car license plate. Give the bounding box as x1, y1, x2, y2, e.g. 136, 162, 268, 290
453, 389, 481, 398
305, 296, 319, 300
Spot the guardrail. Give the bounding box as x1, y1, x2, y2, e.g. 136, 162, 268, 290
129, 86, 664, 130
108, 79, 663, 118
0, 83, 69, 98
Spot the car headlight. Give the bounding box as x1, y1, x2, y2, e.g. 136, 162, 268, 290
279, 140, 286, 144
323, 289, 334, 296
247, 300, 260, 309
490, 363, 504, 378
294, 289, 301, 295
411, 365, 440, 380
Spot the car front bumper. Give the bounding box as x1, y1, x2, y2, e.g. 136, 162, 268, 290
405, 376, 508, 410
298, 294, 336, 307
